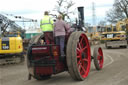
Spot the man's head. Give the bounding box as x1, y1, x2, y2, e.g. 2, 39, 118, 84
44, 11, 49, 15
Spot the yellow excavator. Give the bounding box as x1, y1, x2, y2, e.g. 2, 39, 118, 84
123, 19, 128, 43
0, 32, 24, 64
89, 26, 101, 45
101, 21, 127, 48
0, 14, 24, 64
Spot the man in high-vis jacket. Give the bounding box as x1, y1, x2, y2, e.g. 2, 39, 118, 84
40, 11, 54, 44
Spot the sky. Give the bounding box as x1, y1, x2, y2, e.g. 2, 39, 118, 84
0, 0, 115, 28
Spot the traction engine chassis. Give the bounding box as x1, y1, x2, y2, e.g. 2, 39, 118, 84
27, 31, 104, 81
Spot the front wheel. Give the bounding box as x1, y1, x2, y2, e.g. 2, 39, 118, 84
93, 47, 104, 70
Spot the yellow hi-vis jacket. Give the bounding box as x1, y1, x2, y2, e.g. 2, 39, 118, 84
40, 15, 54, 32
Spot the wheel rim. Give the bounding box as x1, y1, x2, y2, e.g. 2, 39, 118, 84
76, 34, 91, 78
97, 48, 103, 69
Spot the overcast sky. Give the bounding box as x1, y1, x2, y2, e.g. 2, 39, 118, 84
0, 0, 114, 27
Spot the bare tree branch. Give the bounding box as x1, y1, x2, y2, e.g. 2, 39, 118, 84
53, 0, 75, 20
106, 0, 128, 23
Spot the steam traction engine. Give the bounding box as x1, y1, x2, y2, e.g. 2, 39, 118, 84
27, 7, 104, 81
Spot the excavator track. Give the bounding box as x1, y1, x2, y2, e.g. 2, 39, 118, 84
0, 54, 25, 65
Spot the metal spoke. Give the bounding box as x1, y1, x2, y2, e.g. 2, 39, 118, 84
77, 60, 81, 65
77, 48, 80, 53
80, 63, 86, 74
81, 46, 87, 52
78, 43, 82, 50
77, 60, 81, 67
80, 37, 84, 48
77, 55, 81, 58
80, 37, 84, 44
83, 58, 88, 62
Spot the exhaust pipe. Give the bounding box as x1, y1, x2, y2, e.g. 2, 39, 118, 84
77, 7, 86, 31
78, 7, 84, 28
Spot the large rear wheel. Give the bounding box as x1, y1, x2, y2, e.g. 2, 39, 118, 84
67, 32, 91, 81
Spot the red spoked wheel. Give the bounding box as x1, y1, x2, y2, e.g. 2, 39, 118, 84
67, 32, 91, 81
93, 47, 104, 70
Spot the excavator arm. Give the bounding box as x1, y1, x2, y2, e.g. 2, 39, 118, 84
0, 14, 22, 36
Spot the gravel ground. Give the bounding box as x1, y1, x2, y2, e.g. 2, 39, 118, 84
0, 44, 128, 85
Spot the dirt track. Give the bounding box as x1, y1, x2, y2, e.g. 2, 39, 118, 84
0, 44, 128, 85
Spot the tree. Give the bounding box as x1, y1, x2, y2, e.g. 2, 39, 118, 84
106, 0, 128, 23
53, 0, 75, 20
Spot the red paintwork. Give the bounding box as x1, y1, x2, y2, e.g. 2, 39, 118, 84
31, 45, 65, 75
36, 67, 53, 75
51, 46, 65, 73
32, 46, 51, 56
